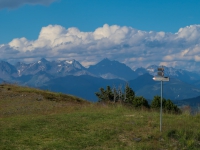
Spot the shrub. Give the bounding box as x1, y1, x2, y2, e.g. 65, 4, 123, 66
132, 96, 150, 108
151, 96, 181, 113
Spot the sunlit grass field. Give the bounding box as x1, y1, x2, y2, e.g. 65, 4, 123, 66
1, 84, 200, 149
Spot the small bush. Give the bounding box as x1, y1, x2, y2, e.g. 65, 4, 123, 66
132, 96, 150, 108
151, 96, 181, 114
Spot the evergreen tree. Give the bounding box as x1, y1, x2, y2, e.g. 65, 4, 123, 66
105, 86, 114, 101
151, 96, 161, 109
151, 96, 181, 113
95, 87, 106, 102
164, 99, 181, 113
132, 96, 149, 108
164, 99, 174, 111
124, 84, 135, 104
95, 86, 114, 102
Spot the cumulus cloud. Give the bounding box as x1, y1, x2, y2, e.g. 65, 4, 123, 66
0, 0, 57, 9
1, 24, 200, 71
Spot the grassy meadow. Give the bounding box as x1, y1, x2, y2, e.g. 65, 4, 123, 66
0, 84, 200, 149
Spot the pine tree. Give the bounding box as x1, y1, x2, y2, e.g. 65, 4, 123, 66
124, 84, 135, 104
132, 96, 149, 108
95, 87, 106, 102
151, 96, 181, 113
105, 86, 114, 101
151, 96, 162, 109
95, 86, 114, 102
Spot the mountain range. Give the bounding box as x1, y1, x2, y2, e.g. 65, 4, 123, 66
1, 58, 200, 104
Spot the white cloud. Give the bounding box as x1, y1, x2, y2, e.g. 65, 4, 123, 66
0, 0, 57, 9
194, 55, 200, 62
176, 25, 200, 42
1, 24, 200, 71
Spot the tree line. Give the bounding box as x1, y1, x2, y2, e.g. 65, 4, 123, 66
95, 84, 181, 113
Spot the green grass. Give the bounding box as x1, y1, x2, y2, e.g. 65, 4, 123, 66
1, 84, 200, 149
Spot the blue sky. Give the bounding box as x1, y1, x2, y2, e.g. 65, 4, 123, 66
0, 0, 200, 71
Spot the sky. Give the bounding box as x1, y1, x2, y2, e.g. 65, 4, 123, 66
0, 0, 200, 71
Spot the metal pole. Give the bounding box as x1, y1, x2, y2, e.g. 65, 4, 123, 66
160, 80, 163, 132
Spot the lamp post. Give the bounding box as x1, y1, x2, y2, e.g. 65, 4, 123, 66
153, 66, 169, 132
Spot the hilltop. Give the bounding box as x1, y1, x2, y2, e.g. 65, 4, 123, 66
0, 84, 200, 149
0, 83, 89, 117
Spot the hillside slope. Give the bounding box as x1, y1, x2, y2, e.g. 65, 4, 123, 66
0, 83, 89, 117
0, 85, 200, 149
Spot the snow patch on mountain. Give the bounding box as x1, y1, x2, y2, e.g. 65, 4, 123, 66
100, 73, 125, 80
66, 60, 73, 64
